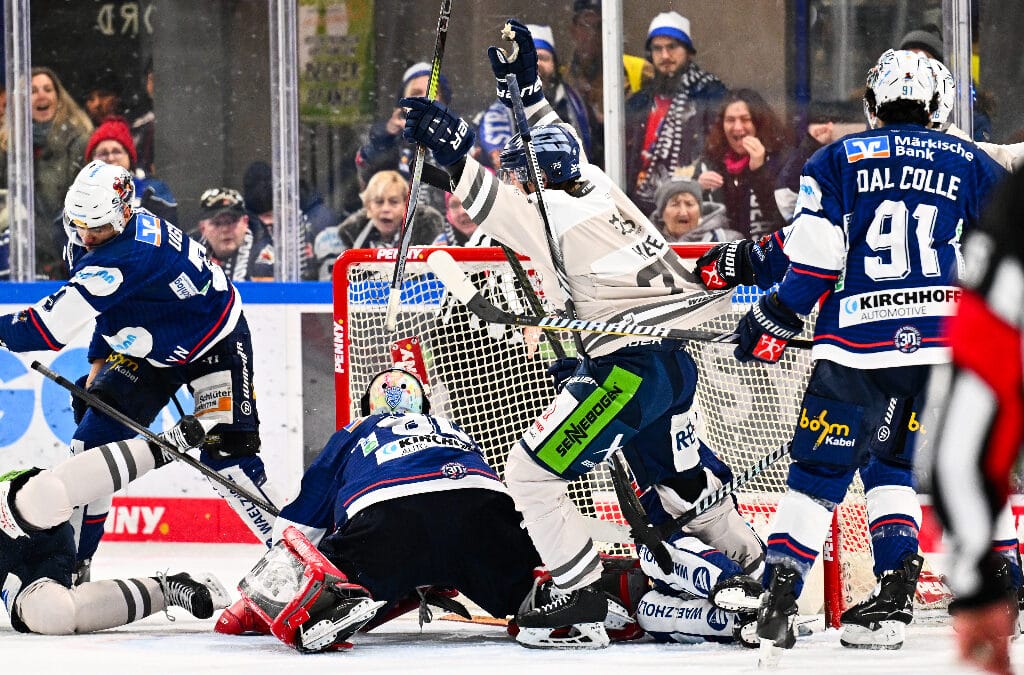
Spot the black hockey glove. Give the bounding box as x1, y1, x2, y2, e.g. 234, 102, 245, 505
734, 292, 803, 364
696, 240, 758, 290
71, 374, 90, 424
546, 357, 579, 393
399, 97, 475, 166
487, 19, 543, 108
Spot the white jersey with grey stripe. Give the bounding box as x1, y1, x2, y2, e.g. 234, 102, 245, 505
453, 100, 728, 358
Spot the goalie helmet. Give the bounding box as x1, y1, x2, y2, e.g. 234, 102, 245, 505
359, 368, 429, 416
498, 125, 582, 187
864, 49, 937, 118
928, 58, 955, 130
63, 160, 135, 246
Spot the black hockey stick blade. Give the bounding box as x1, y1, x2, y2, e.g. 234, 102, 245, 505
609, 450, 673, 574
31, 360, 280, 517
657, 442, 791, 538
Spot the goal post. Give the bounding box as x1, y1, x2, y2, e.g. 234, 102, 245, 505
332, 244, 945, 627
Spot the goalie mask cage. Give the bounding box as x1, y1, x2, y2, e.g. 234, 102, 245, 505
333, 245, 945, 628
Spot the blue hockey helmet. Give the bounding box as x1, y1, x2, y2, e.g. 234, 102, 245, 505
498, 125, 582, 187
359, 368, 430, 416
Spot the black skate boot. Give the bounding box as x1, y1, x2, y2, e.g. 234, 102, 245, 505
158, 571, 230, 620
515, 582, 610, 649
840, 553, 923, 649
756, 566, 800, 667
711, 573, 764, 613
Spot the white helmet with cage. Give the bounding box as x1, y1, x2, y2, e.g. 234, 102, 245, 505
928, 58, 955, 131
864, 48, 937, 125
63, 160, 135, 246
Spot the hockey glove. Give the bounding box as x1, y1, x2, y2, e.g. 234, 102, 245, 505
399, 97, 475, 167
695, 240, 758, 290
734, 292, 803, 364
546, 357, 579, 393
71, 374, 90, 424
487, 19, 544, 108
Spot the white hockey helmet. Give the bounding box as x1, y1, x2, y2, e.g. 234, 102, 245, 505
360, 368, 429, 416
928, 58, 955, 130
63, 160, 135, 246
865, 49, 937, 117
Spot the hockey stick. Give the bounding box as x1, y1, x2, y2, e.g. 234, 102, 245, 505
31, 361, 280, 516
657, 442, 791, 537
429, 249, 817, 347
385, 0, 453, 333
608, 449, 674, 574
497, 243, 568, 360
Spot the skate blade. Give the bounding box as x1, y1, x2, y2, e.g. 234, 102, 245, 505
300, 599, 387, 651
516, 622, 610, 649
839, 621, 905, 650
192, 572, 231, 611
713, 586, 763, 612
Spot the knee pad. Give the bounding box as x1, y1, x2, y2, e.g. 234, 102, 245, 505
14, 578, 76, 635
14, 470, 72, 530
791, 394, 864, 468
202, 430, 262, 460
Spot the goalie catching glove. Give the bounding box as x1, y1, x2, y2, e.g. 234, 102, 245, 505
399, 97, 475, 167
235, 526, 385, 653
488, 19, 544, 108
734, 292, 803, 364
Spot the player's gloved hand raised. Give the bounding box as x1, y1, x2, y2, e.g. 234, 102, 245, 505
734, 292, 803, 364
399, 97, 475, 166
546, 357, 579, 393
487, 19, 543, 108
696, 240, 757, 290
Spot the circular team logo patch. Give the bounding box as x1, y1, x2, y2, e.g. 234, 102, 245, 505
693, 567, 712, 596
707, 607, 729, 631
441, 462, 467, 479
893, 326, 922, 354
876, 425, 891, 442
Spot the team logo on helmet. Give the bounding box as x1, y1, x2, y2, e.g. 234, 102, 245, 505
363, 368, 427, 416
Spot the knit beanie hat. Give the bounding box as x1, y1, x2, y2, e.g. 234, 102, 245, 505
84, 116, 137, 167
646, 11, 695, 53
398, 62, 453, 105
654, 179, 702, 215
243, 161, 274, 216
899, 28, 943, 62
527, 24, 556, 58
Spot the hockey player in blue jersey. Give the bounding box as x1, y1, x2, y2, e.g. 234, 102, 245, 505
0, 416, 229, 634
0, 161, 281, 576
698, 50, 1005, 663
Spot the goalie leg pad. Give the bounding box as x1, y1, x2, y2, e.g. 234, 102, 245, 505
201, 454, 279, 549
239, 526, 384, 652
636, 589, 739, 644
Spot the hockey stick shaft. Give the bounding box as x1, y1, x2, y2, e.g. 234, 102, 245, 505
385, 0, 453, 332
658, 442, 791, 537
498, 243, 568, 360
428, 249, 815, 347
31, 361, 280, 516
609, 449, 674, 574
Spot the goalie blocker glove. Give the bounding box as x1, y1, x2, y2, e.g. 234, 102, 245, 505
400, 97, 475, 167
488, 19, 544, 108
734, 292, 803, 364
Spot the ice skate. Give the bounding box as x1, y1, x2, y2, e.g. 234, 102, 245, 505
756, 566, 799, 668
296, 596, 387, 652
840, 554, 922, 649
515, 582, 610, 649
159, 571, 230, 620
711, 573, 764, 612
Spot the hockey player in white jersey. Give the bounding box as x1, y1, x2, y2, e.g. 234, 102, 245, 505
0, 162, 281, 576
400, 20, 764, 649
697, 50, 1005, 664
0, 416, 229, 634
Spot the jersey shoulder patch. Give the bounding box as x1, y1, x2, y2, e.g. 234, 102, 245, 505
842, 135, 891, 163
134, 213, 163, 247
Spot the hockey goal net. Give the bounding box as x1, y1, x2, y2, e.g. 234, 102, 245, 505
333, 245, 943, 627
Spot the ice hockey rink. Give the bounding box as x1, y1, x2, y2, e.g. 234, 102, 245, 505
0, 542, 1014, 674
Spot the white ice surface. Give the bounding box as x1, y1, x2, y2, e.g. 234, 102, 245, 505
0, 542, 1015, 675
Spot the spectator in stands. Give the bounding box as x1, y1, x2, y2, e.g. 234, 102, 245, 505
651, 178, 739, 243
0, 66, 92, 279
626, 11, 728, 216
774, 100, 865, 221
82, 71, 125, 127
314, 170, 443, 279
693, 88, 790, 238
898, 25, 993, 143
197, 187, 275, 282
131, 58, 157, 176
84, 116, 177, 225
477, 24, 596, 167
355, 63, 452, 213
432, 194, 483, 246
300, 178, 341, 280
